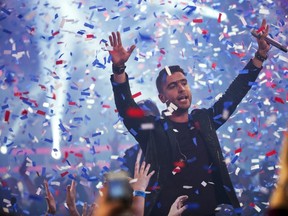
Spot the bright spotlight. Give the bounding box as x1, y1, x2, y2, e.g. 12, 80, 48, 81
50, 120, 62, 160
51, 150, 61, 160
0, 145, 8, 154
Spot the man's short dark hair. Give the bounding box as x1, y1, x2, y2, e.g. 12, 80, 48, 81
156, 65, 186, 93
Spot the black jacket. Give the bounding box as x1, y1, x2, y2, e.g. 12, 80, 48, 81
111, 59, 262, 215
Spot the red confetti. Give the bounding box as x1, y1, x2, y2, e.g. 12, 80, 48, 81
212, 62, 217, 69
181, 15, 189, 20
202, 29, 208, 35
231, 52, 246, 58
64, 151, 69, 158
30, 99, 39, 107
160, 49, 166, 55
132, 91, 142, 99
56, 60, 63, 65
36, 110, 46, 116
193, 18, 203, 23
249, 203, 255, 208
60, 171, 69, 177
39, 84, 47, 91
277, 88, 284, 93
266, 150, 277, 157
126, 107, 144, 118
74, 153, 83, 158
62, 151, 69, 163
86, 34, 94, 38
102, 104, 110, 108
52, 31, 60, 36
69, 101, 77, 106
235, 148, 242, 154
256, 26, 265, 33
172, 166, 181, 174
274, 97, 285, 104
173, 160, 185, 168
14, 92, 22, 97
21, 109, 28, 115
4, 110, 10, 122
266, 82, 276, 88
217, 13, 222, 23
247, 131, 256, 138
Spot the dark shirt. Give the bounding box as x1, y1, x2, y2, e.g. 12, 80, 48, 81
151, 122, 220, 216
111, 59, 262, 215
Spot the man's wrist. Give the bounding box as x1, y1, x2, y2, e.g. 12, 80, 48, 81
254, 50, 268, 62
133, 190, 146, 198
112, 63, 126, 75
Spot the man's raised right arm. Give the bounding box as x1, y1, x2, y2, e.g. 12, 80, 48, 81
108, 32, 153, 150
108, 31, 135, 84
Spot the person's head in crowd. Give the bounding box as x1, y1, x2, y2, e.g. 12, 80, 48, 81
93, 170, 133, 216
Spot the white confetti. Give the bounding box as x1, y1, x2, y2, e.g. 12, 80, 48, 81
235, 167, 241, 176
169, 103, 178, 111
201, 181, 207, 187
278, 55, 288, 62
251, 159, 259, 163
36, 187, 41, 195
51, 181, 60, 186
259, 8, 270, 15
251, 164, 260, 170
165, 66, 172, 76
141, 123, 154, 130
110, 155, 119, 160
254, 204, 261, 212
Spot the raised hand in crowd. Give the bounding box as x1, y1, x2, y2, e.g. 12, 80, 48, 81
66, 180, 80, 216
82, 202, 95, 216
252, 19, 270, 68
44, 180, 56, 215
167, 195, 188, 216
131, 149, 155, 216
108, 31, 136, 67
108, 31, 136, 83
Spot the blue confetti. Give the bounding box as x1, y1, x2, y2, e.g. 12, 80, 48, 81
123, 27, 131, 32
130, 128, 138, 136
84, 23, 94, 29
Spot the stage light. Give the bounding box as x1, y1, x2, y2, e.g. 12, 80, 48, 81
0, 145, 8, 155
51, 121, 62, 160
51, 150, 61, 160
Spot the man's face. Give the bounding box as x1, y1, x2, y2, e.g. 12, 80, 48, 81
158, 72, 192, 112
